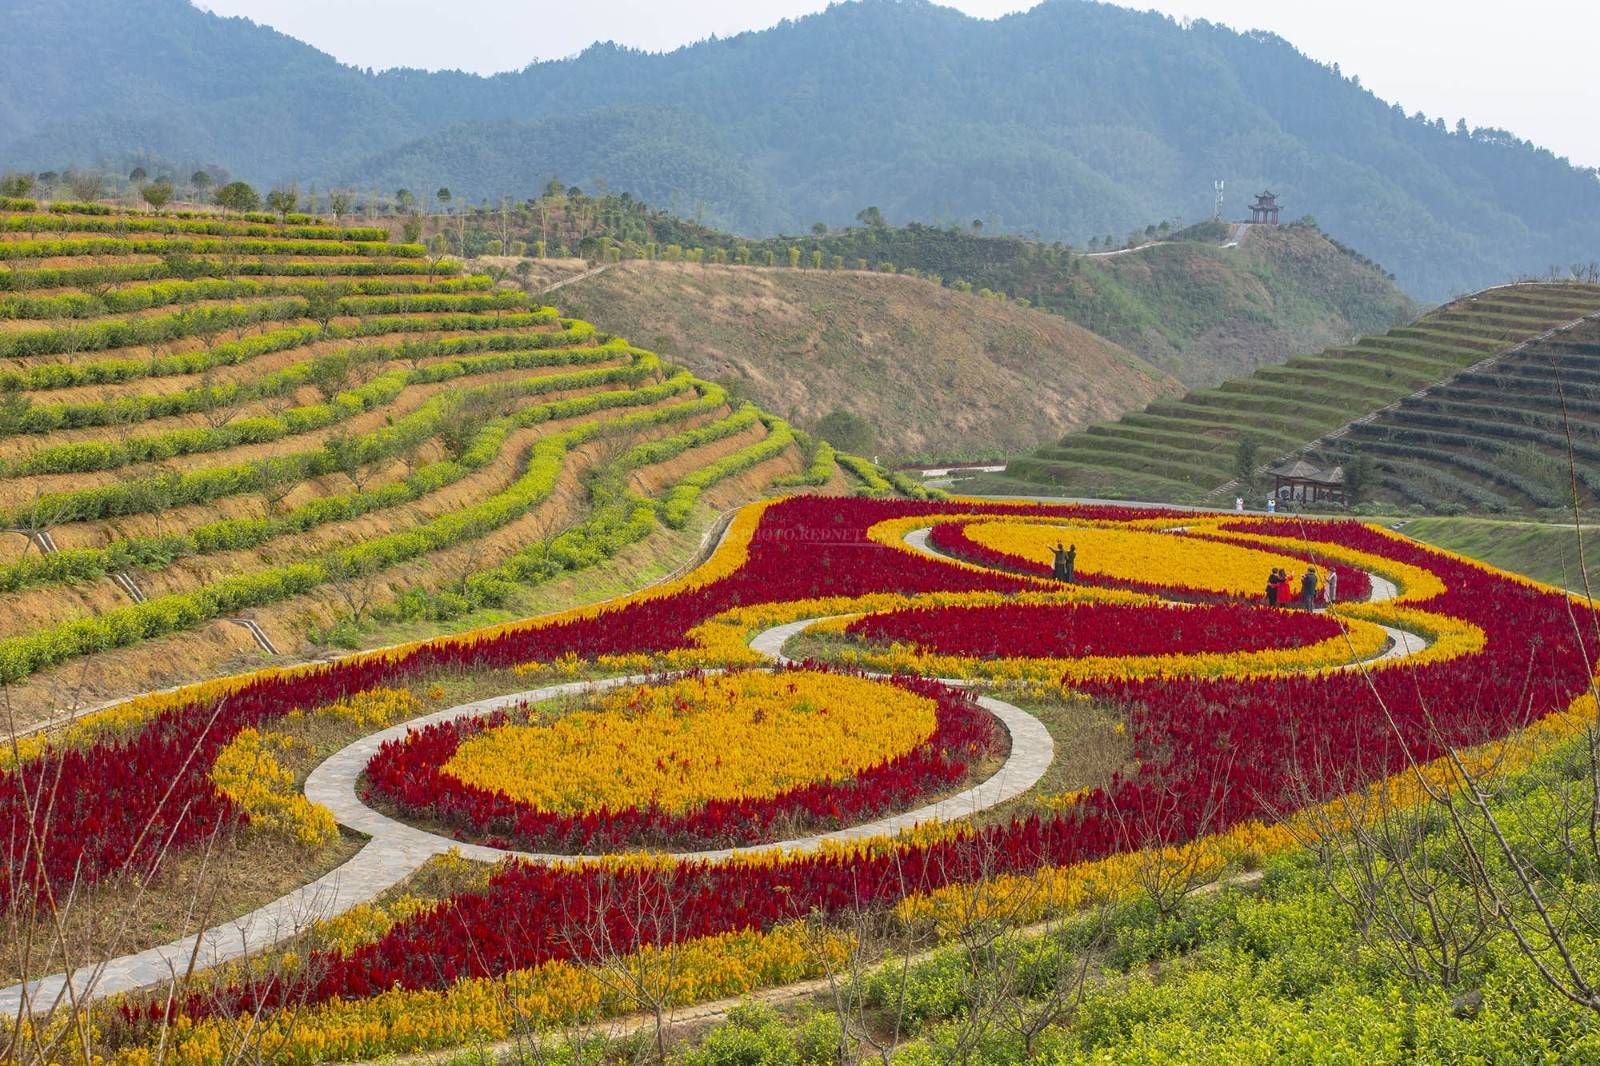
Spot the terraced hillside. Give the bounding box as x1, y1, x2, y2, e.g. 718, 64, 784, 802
1300, 315, 1600, 512
993, 283, 1600, 503
0, 198, 865, 725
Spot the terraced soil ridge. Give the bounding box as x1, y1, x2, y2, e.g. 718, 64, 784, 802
992, 282, 1600, 505
0, 198, 852, 727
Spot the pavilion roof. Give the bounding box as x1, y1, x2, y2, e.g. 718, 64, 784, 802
1269, 458, 1344, 483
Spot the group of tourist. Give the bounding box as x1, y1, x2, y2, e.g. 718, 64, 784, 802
1052, 542, 1076, 583
1267, 565, 1335, 609
1046, 541, 1338, 612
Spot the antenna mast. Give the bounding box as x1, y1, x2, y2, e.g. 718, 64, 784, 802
1213, 180, 1225, 222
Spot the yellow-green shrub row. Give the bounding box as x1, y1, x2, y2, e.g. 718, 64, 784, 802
661, 415, 796, 527
0, 197, 110, 215
0, 328, 593, 439
0, 373, 700, 598
1, 367, 412, 475
0, 292, 531, 358
0, 367, 708, 683
615, 401, 761, 471
0, 237, 420, 260
0, 351, 661, 527
413, 383, 735, 615
836, 451, 893, 494
0, 212, 388, 241
0, 275, 494, 321
773, 436, 837, 487
1, 335, 599, 437
890, 470, 946, 501
0, 258, 463, 292
0, 199, 321, 226
1, 312, 574, 390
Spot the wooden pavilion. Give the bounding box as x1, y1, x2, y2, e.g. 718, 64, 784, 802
1269, 459, 1345, 504
1249, 191, 1282, 225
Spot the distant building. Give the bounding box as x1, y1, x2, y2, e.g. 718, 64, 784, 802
1269, 459, 1344, 504
1249, 191, 1282, 225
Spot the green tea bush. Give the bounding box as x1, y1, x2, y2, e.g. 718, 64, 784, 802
0, 312, 571, 390
0, 376, 700, 599
661, 416, 795, 527
0, 274, 494, 320
0, 258, 463, 291
835, 452, 892, 494
0, 352, 657, 526
0, 292, 543, 358
772, 436, 836, 487
0, 237, 417, 261
0, 213, 386, 241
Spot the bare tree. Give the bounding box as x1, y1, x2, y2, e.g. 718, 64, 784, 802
323, 555, 383, 626
1100, 733, 1235, 920
0, 682, 320, 1066
8, 486, 81, 560
64, 170, 104, 202
301, 283, 350, 336
801, 867, 925, 1066
197, 373, 243, 431
1278, 738, 1500, 993
425, 232, 452, 284
1280, 400, 1600, 1017
561, 865, 690, 1064
252, 458, 294, 513
495, 198, 515, 254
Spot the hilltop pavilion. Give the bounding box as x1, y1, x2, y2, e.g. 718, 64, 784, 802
1249, 191, 1282, 225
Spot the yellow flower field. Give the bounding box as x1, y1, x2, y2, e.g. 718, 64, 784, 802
443, 671, 938, 814
961, 519, 1320, 595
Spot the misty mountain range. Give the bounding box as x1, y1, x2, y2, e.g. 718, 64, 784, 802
4, 0, 1599, 300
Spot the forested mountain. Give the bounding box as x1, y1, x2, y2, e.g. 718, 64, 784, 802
5, 0, 1599, 300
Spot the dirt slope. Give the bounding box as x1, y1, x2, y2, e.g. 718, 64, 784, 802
553, 261, 1180, 460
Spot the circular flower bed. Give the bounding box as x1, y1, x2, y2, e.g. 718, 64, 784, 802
361, 668, 998, 851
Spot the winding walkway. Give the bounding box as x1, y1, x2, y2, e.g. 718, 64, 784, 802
2, 652, 1052, 1014
902, 525, 1425, 666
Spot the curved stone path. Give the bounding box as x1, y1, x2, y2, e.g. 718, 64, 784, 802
901, 525, 1426, 666
3, 653, 1051, 1014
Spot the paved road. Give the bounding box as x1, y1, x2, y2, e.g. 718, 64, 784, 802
539, 262, 611, 294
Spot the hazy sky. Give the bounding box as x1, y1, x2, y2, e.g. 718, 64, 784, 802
192, 0, 1600, 169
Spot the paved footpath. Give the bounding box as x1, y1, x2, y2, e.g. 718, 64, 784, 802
903, 526, 1425, 666
3, 649, 1053, 1015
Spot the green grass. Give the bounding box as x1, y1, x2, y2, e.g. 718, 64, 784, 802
652, 727, 1600, 1066
1391, 515, 1600, 590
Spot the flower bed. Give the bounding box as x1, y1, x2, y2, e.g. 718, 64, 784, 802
10, 493, 1600, 1065
808, 598, 1395, 684
845, 601, 1347, 659
361, 668, 997, 851
928, 518, 1372, 602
